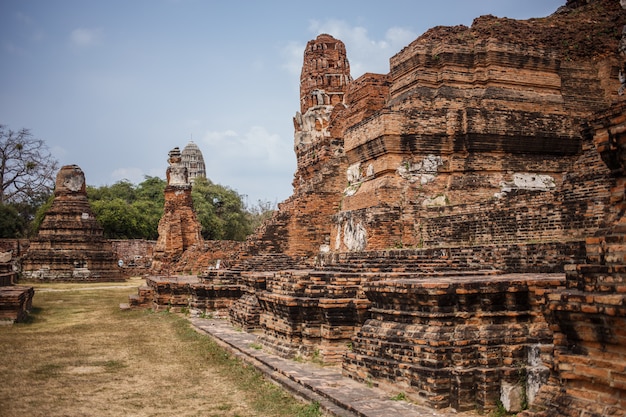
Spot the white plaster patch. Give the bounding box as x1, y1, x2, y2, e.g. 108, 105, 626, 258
422, 195, 448, 207
512, 173, 555, 189
366, 163, 374, 177
346, 162, 361, 183
343, 218, 367, 251
500, 382, 524, 413
397, 155, 443, 184
344, 183, 361, 197
72, 267, 91, 278
63, 174, 84, 192
495, 172, 556, 198
293, 106, 333, 148
526, 344, 550, 406
344, 162, 363, 196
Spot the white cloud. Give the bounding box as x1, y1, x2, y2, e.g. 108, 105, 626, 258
281, 40, 306, 77
202, 126, 291, 170
70, 28, 102, 47
200, 126, 295, 202
307, 19, 416, 77
110, 167, 145, 184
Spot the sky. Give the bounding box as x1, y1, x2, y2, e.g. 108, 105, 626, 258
0, 0, 565, 207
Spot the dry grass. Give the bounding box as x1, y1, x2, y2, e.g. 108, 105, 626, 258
0, 278, 320, 417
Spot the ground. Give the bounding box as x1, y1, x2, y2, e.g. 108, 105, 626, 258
0, 278, 319, 417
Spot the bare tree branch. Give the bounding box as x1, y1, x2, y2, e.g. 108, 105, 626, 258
0, 124, 59, 204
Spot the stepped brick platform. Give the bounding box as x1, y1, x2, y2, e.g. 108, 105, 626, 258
0, 262, 34, 324
519, 99, 626, 417
319, 243, 585, 274
21, 165, 122, 282
193, 316, 481, 417
0, 286, 35, 323
189, 270, 243, 312
343, 273, 562, 412
229, 272, 270, 331
256, 270, 371, 362
128, 2, 626, 415
130, 271, 244, 313
127, 285, 154, 309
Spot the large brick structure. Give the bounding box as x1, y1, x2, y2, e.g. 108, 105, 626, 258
137, 1, 626, 414
21, 165, 123, 282
152, 147, 203, 272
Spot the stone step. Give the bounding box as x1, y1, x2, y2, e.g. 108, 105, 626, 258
0, 286, 34, 323
192, 317, 472, 417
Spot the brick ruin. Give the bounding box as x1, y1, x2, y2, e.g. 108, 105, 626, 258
21, 165, 123, 282
151, 147, 203, 272
133, 1, 626, 414
0, 250, 34, 323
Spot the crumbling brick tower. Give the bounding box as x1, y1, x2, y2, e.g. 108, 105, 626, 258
240, 34, 352, 265
21, 165, 123, 281
152, 147, 203, 272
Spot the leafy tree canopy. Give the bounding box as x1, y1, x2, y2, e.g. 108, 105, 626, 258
87, 176, 166, 240
0, 203, 25, 238
191, 176, 253, 241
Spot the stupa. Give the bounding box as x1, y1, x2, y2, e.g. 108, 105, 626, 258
151, 147, 203, 272
21, 165, 123, 281
181, 141, 206, 183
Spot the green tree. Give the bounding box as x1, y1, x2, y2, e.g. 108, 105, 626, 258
191, 177, 252, 241
30, 194, 54, 235
87, 177, 165, 239
0, 203, 25, 238
131, 199, 162, 240
90, 198, 146, 239
246, 199, 276, 232
85, 175, 259, 241
136, 176, 166, 204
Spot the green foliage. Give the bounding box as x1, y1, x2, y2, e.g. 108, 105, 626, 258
87, 176, 166, 240
26, 172, 273, 241
390, 392, 407, 401
0, 203, 25, 238
491, 401, 510, 417
90, 198, 151, 239
191, 177, 252, 241
296, 401, 322, 417
245, 199, 276, 232
30, 194, 54, 235
1, 190, 54, 237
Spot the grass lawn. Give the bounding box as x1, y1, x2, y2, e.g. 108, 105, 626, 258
0, 278, 321, 417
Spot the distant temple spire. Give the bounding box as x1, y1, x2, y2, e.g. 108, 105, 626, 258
181, 141, 206, 183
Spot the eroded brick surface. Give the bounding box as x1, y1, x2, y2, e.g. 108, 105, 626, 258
139, 2, 626, 415
21, 165, 122, 282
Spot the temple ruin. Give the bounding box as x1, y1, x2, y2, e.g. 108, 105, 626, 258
21, 165, 123, 282
151, 147, 203, 272
131, 1, 626, 415
181, 140, 206, 183
0, 249, 33, 323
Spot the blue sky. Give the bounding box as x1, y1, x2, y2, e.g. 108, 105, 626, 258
0, 0, 564, 207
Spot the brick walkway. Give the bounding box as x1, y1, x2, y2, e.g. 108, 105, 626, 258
191, 317, 478, 417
